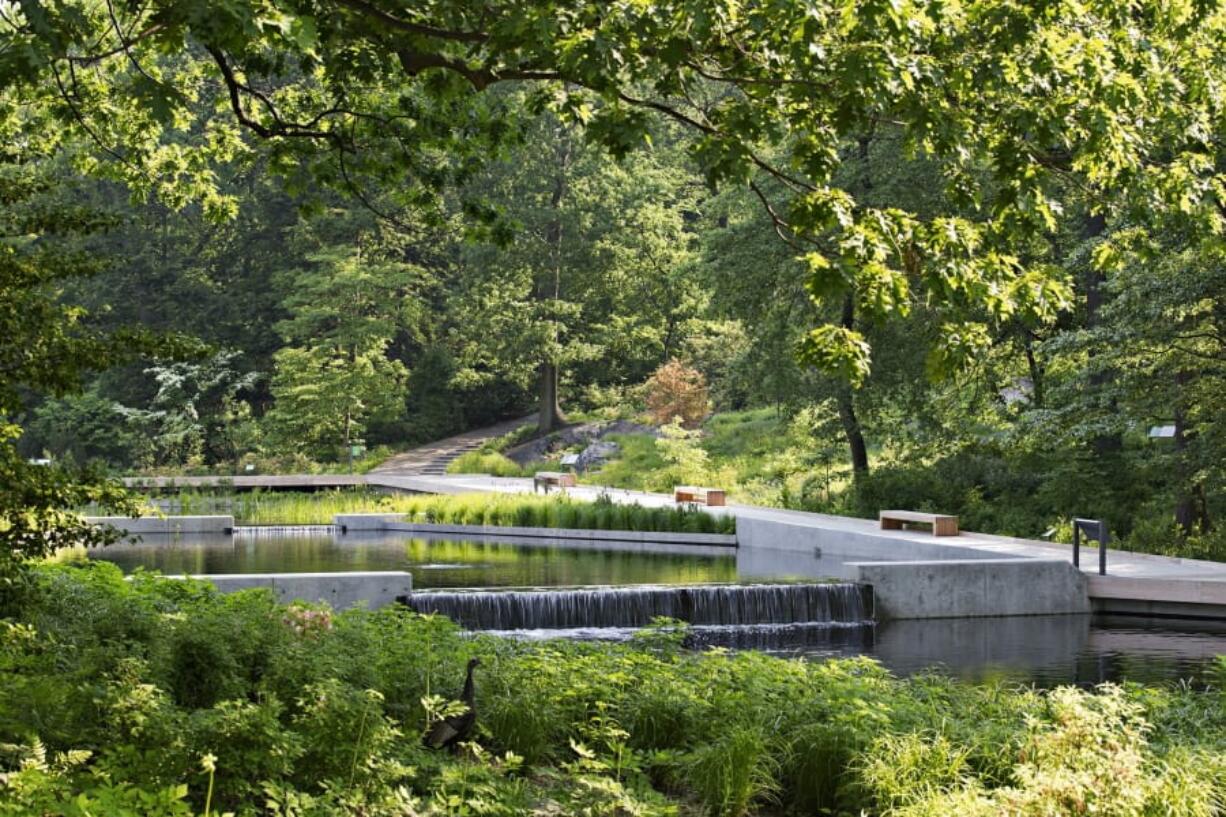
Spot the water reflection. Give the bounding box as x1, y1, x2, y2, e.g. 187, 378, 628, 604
739, 614, 1226, 687
87, 532, 1226, 686
90, 531, 738, 589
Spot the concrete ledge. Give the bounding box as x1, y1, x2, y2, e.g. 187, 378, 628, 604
853, 558, 1089, 620
1088, 575, 1226, 605
87, 515, 234, 535
334, 513, 737, 546
175, 571, 412, 609
1089, 576, 1226, 619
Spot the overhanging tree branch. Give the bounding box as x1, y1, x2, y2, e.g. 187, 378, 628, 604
206, 46, 342, 144
332, 0, 488, 43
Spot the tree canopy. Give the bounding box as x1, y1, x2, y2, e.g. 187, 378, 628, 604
2, 0, 1226, 562
6, 0, 1226, 381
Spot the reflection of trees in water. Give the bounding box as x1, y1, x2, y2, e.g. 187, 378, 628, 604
92, 534, 737, 590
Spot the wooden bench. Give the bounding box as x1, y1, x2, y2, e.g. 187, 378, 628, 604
879, 510, 959, 536
533, 471, 577, 493
674, 486, 727, 507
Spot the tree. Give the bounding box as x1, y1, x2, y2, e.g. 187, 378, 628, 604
120, 351, 261, 468
450, 112, 702, 432
0, 131, 157, 574
5, 0, 1220, 386
1059, 243, 1226, 535
263, 248, 412, 457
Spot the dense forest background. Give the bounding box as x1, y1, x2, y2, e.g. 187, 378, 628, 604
10, 110, 1224, 557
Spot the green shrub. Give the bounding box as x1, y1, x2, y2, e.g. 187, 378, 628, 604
290, 680, 401, 788
856, 733, 971, 814
446, 451, 527, 476
3, 565, 1224, 815
187, 697, 301, 806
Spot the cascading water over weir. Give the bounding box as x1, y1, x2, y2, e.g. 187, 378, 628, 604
405, 582, 874, 633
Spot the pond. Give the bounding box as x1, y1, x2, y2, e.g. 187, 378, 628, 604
88, 530, 1226, 687
728, 613, 1226, 688
90, 530, 740, 589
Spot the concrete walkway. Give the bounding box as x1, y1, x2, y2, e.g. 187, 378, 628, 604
375, 474, 1226, 612
119, 464, 1226, 614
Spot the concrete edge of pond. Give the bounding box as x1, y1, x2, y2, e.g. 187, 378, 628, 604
86, 515, 234, 535
851, 558, 1090, 620
334, 513, 738, 547
156, 570, 412, 609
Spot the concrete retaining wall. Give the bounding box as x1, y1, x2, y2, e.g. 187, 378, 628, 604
854, 559, 1089, 620
334, 513, 737, 546
177, 571, 412, 609
87, 515, 234, 535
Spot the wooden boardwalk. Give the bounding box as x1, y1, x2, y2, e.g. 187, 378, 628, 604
122, 472, 479, 495
124, 474, 369, 490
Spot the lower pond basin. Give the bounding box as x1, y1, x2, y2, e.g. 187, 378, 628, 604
89, 530, 1226, 687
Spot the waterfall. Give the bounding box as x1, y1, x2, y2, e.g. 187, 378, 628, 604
683, 621, 874, 653
406, 583, 872, 631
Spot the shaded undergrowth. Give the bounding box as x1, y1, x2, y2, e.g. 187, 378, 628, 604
2, 563, 1224, 816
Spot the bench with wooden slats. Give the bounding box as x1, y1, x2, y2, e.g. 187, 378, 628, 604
533, 471, 577, 493
879, 509, 959, 537
674, 486, 727, 507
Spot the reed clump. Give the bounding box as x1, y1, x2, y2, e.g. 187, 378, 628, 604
140, 489, 736, 534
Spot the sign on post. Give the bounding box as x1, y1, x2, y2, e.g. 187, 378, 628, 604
1073, 518, 1109, 576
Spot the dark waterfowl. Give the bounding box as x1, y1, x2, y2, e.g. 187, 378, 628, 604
424, 657, 481, 750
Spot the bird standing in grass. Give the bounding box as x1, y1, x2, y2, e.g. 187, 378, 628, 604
424, 657, 481, 750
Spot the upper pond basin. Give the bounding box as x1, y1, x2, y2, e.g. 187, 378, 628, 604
90, 530, 1226, 687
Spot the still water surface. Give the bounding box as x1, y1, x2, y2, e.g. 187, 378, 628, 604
91, 531, 738, 588
90, 531, 1226, 686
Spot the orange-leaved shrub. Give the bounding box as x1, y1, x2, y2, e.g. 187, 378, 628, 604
644, 359, 710, 429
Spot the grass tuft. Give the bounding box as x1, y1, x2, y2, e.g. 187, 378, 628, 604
117, 489, 736, 534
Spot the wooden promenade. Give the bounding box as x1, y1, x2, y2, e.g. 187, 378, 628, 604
122, 472, 477, 495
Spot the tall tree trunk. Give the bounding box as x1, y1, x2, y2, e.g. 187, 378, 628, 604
1173, 371, 1211, 534
834, 135, 873, 477
838, 390, 870, 475
538, 361, 565, 432
1083, 212, 1122, 456
1023, 335, 1045, 408
537, 134, 571, 433
838, 294, 870, 475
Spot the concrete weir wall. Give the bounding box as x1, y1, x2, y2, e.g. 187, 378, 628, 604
854, 559, 1090, 620
334, 513, 737, 546
86, 515, 234, 536
180, 571, 413, 610
737, 515, 1091, 619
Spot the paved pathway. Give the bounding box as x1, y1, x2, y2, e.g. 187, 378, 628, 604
371, 416, 536, 476
380, 474, 1226, 607
123, 464, 1226, 608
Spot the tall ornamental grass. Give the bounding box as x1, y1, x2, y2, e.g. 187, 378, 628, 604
134, 489, 736, 534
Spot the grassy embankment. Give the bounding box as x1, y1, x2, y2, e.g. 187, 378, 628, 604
124, 489, 735, 535
448, 408, 1226, 560
3, 561, 1225, 816
447, 408, 852, 508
